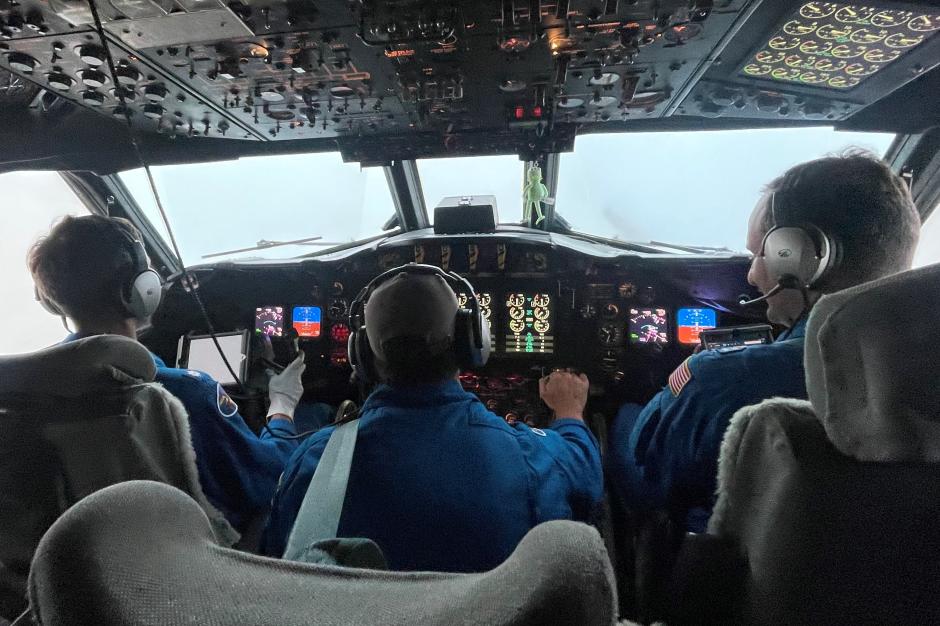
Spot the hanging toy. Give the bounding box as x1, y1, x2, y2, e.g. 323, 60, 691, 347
523, 164, 549, 225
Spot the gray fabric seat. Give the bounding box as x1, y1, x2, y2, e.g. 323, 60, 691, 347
0, 335, 235, 622
25, 480, 617, 626
669, 263, 940, 625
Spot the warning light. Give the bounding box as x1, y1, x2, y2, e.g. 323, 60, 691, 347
514, 105, 525, 120
532, 105, 543, 118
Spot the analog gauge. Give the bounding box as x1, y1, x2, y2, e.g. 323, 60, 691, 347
532, 294, 550, 308
849, 28, 887, 44
769, 35, 801, 50
478, 293, 491, 307
509, 306, 524, 320
783, 19, 818, 36
870, 10, 913, 28
457, 293, 470, 307
601, 303, 620, 319
328, 298, 348, 319
743, 63, 772, 76
533, 306, 550, 321
830, 43, 866, 58
816, 23, 853, 40
481, 307, 492, 320
533, 320, 550, 333
580, 303, 597, 319
844, 62, 878, 77
771, 67, 802, 80
908, 15, 940, 33
815, 58, 846, 71
800, 2, 837, 20
509, 319, 525, 333
785, 53, 803, 68
755, 50, 786, 64
835, 5, 875, 24
884, 32, 924, 49
598, 323, 623, 347
618, 282, 637, 298
799, 39, 832, 55
828, 75, 860, 88
506, 293, 525, 308
799, 71, 829, 84
863, 47, 901, 63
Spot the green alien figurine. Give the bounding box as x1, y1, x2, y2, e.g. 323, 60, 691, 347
523, 164, 549, 225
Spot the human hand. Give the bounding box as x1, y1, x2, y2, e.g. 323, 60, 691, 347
267, 352, 306, 419
539, 369, 589, 421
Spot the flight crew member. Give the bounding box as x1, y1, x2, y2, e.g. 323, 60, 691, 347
608, 152, 921, 532
28, 214, 306, 533
261, 266, 604, 572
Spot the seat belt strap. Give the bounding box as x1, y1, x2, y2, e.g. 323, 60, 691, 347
282, 418, 360, 561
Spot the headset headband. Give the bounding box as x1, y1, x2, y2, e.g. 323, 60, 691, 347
349, 263, 484, 349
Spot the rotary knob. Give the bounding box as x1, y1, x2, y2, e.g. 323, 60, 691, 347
143, 84, 168, 102
77, 44, 106, 66
80, 69, 108, 88
114, 65, 141, 86
81, 90, 105, 106
143, 103, 165, 119
7, 52, 38, 73
47, 72, 74, 90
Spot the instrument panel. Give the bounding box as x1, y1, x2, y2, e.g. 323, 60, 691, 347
148, 234, 758, 427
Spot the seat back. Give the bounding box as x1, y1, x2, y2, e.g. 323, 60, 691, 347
26, 480, 618, 626
700, 264, 940, 625
0, 336, 235, 621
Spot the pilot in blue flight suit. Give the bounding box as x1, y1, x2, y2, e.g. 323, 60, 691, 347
261, 265, 604, 571
28, 214, 306, 533
608, 153, 922, 531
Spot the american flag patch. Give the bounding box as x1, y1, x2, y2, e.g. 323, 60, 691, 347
668, 358, 693, 397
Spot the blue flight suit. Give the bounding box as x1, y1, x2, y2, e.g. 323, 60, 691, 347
608, 319, 808, 532
261, 379, 604, 572
64, 334, 298, 533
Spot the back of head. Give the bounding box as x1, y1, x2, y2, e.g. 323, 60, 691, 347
29, 215, 143, 322
764, 151, 920, 292
364, 271, 459, 386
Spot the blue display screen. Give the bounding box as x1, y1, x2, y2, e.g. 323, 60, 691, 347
677, 307, 717, 344
292, 306, 322, 338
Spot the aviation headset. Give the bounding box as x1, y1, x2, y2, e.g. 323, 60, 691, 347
347, 263, 491, 383
757, 191, 838, 291
36, 227, 163, 321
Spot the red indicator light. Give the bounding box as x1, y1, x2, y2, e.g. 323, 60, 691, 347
532, 105, 543, 118
514, 105, 525, 119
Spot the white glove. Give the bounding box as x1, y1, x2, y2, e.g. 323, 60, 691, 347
267, 353, 306, 419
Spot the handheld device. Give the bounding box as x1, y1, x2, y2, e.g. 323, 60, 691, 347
177, 331, 249, 385
700, 324, 773, 350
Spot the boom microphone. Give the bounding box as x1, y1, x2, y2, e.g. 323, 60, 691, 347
738, 283, 783, 306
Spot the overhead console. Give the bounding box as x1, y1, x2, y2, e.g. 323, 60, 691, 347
148, 232, 759, 428
3, 0, 937, 166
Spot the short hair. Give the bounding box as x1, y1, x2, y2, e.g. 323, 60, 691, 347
28, 214, 143, 320
376, 336, 459, 386
762, 151, 920, 291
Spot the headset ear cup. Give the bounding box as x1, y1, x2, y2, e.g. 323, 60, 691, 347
126, 269, 163, 319
761, 226, 824, 289
454, 308, 489, 369
348, 327, 377, 384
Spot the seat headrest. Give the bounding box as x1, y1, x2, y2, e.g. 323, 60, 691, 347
0, 335, 156, 398
805, 263, 940, 462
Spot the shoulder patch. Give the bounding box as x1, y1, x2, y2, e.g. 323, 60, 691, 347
668, 357, 693, 397
216, 383, 239, 418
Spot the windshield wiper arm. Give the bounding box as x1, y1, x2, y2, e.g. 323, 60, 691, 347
202, 236, 344, 259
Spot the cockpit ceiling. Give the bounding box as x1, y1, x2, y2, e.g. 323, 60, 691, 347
1, 0, 938, 170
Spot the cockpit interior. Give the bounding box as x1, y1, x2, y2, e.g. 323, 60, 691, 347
1, 0, 940, 624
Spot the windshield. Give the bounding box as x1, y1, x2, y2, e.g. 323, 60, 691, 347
120, 152, 395, 266
418, 155, 524, 223
555, 128, 895, 251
